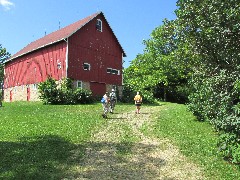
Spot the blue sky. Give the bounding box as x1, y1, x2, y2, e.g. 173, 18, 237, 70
0, 0, 177, 68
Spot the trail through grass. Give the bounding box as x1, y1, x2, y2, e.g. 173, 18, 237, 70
0, 102, 239, 179
73, 105, 205, 179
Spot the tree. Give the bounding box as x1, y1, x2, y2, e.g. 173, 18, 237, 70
124, 19, 193, 103
176, 0, 240, 163
0, 45, 11, 101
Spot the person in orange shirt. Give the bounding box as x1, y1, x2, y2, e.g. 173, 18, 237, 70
134, 92, 142, 114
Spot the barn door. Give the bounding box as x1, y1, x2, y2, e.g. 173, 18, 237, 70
27, 87, 30, 101
10, 90, 12, 102
90, 82, 106, 96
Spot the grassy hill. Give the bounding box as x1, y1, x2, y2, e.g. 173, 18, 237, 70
0, 101, 239, 179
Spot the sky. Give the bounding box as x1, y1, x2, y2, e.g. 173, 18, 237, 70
0, 0, 177, 68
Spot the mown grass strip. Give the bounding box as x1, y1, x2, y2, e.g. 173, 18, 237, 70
142, 102, 240, 180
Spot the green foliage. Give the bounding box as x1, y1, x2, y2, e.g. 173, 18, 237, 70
121, 84, 135, 103
38, 77, 58, 104
124, 19, 193, 103
38, 77, 93, 105
218, 133, 240, 164
176, 0, 240, 163
0, 44, 11, 100
73, 88, 94, 104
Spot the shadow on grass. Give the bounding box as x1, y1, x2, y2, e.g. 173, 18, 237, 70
0, 135, 85, 179
78, 141, 166, 179
0, 135, 167, 179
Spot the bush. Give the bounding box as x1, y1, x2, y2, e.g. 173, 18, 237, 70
38, 77, 58, 104
218, 132, 240, 164
38, 77, 93, 105
74, 88, 94, 104
188, 69, 240, 163
121, 85, 135, 103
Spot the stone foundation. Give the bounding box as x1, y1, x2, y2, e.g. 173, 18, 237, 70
4, 82, 123, 102
4, 84, 40, 102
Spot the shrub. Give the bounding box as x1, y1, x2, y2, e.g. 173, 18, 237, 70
218, 132, 240, 164
188, 69, 240, 163
38, 77, 58, 104
121, 85, 135, 103
74, 88, 94, 104
38, 77, 93, 105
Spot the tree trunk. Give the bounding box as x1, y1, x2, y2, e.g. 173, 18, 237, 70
163, 85, 167, 102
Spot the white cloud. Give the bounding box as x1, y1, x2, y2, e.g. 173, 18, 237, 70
0, 0, 14, 10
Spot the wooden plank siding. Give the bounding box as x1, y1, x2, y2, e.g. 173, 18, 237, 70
4, 41, 67, 88
67, 14, 123, 86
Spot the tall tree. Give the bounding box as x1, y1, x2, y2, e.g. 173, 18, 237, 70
124, 19, 193, 102
0, 45, 11, 100
176, 0, 240, 163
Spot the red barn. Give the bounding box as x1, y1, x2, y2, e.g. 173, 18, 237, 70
4, 11, 126, 102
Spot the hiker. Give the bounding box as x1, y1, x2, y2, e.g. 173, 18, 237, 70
109, 89, 117, 113
101, 92, 110, 118
134, 91, 142, 114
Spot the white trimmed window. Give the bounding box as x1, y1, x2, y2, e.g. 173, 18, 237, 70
77, 81, 82, 88
83, 63, 91, 71
112, 69, 119, 75
33, 84, 38, 90
107, 68, 112, 74
107, 68, 120, 75
96, 19, 102, 32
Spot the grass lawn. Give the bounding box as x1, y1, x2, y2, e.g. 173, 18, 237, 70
142, 102, 240, 180
0, 101, 109, 179
0, 101, 240, 179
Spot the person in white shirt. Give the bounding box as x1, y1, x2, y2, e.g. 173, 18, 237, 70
109, 89, 117, 113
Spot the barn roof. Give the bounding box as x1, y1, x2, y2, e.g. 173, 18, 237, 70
8, 11, 126, 62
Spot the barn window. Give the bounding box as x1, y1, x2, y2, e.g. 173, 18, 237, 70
77, 81, 82, 88
33, 84, 38, 90
57, 62, 61, 69
83, 63, 91, 71
111, 69, 119, 75
107, 68, 112, 74
96, 19, 102, 32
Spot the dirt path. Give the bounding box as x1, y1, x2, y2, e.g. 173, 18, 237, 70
75, 106, 205, 180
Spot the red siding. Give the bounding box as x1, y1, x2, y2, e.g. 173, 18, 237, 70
90, 82, 106, 96
67, 14, 123, 86
4, 41, 67, 88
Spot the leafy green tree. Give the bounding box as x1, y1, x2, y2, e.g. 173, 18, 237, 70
0, 45, 11, 101
124, 19, 193, 102
176, 0, 240, 163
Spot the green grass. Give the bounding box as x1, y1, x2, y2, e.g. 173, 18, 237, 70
1, 101, 240, 179
0, 101, 108, 179
0, 101, 104, 142
0, 101, 136, 179
142, 102, 240, 180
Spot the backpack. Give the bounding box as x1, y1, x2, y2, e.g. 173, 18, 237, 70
101, 97, 105, 103
110, 92, 116, 101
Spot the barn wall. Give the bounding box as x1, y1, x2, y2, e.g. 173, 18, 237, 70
4, 41, 67, 102
67, 14, 123, 87
4, 41, 67, 89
